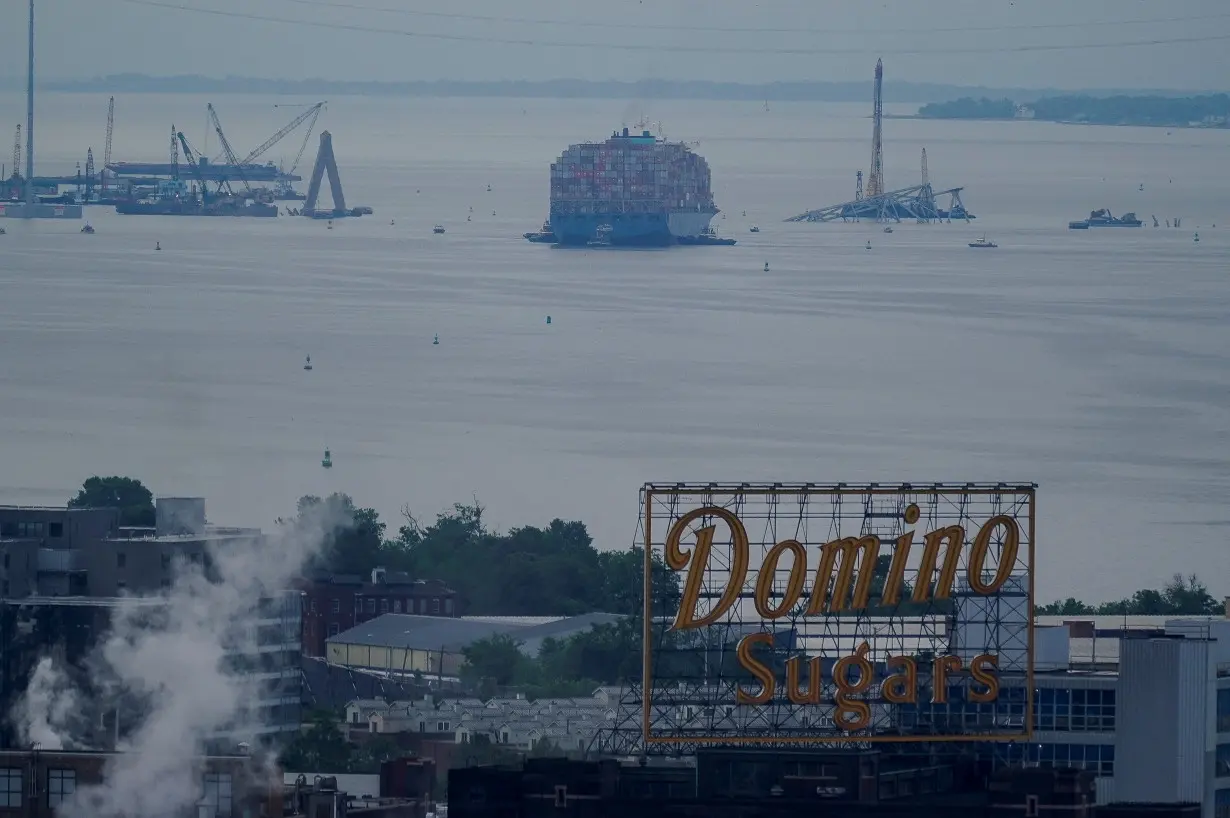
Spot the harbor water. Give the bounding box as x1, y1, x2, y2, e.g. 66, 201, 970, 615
0, 94, 1227, 601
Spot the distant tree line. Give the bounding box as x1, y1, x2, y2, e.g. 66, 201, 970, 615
918, 93, 1230, 127
1035, 574, 1222, 616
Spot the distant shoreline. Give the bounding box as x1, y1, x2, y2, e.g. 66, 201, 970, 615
885, 113, 1220, 129
1, 75, 1216, 105
911, 94, 1230, 130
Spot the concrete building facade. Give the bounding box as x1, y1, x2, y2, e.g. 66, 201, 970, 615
0, 497, 302, 747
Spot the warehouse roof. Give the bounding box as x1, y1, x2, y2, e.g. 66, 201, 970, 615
328, 612, 626, 656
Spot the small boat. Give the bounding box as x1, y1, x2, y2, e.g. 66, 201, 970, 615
321, 449, 332, 469
304, 356, 313, 371
968, 235, 998, 248
433, 225, 446, 234
883, 226, 893, 234
1069, 220, 1089, 230
524, 220, 556, 243
749, 226, 760, 233
81, 224, 95, 234
486, 184, 492, 192
0, 227, 6, 235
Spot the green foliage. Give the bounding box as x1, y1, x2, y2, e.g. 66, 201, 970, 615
1035, 574, 1221, 616
919, 93, 1230, 128
68, 476, 155, 526
918, 97, 1017, 119
383, 503, 679, 618
279, 711, 403, 774
294, 493, 387, 576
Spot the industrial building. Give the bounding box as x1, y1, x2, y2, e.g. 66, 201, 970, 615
0, 497, 302, 747
299, 569, 460, 658
325, 613, 626, 678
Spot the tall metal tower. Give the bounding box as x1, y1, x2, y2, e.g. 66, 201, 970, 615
866, 58, 884, 199
920, 148, 930, 187
24, 0, 35, 211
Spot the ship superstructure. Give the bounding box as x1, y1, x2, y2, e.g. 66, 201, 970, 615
548, 128, 718, 246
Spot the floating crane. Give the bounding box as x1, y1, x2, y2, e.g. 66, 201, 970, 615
239, 102, 323, 199
206, 103, 252, 197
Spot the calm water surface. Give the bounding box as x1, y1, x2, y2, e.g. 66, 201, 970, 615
0, 94, 1227, 601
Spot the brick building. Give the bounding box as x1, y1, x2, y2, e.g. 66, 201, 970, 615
299, 569, 458, 658
0, 749, 281, 818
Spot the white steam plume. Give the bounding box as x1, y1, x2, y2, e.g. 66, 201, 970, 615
11, 500, 349, 818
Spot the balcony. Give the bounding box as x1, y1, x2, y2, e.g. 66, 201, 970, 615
37, 548, 83, 572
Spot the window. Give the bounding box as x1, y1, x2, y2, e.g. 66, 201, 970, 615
352, 711, 360, 724
1218, 744, 1230, 777
328, 622, 340, 636
310, 599, 317, 614
1025, 795, 1038, 818
393, 599, 402, 613
331, 598, 340, 614
380, 599, 389, 614
48, 769, 75, 809
1033, 687, 1115, 732
117, 552, 126, 568
436, 721, 450, 732
1216, 788, 1230, 818
366, 599, 375, 614
2, 553, 7, 569
1031, 743, 1114, 777
201, 773, 232, 818
0, 768, 21, 807
48, 522, 63, 538
554, 786, 567, 808
445, 598, 454, 616
431, 598, 441, 615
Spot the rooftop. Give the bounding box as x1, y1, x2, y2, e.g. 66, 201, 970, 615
329, 612, 626, 655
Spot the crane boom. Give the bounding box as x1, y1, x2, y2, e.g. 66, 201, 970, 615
176, 131, 208, 204
239, 101, 324, 167
206, 102, 251, 196
102, 97, 114, 192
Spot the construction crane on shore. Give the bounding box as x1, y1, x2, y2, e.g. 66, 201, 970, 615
866, 58, 884, 198
170, 124, 179, 181
102, 97, 114, 193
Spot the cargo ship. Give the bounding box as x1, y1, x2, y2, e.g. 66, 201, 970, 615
1075, 208, 1143, 228
547, 128, 719, 247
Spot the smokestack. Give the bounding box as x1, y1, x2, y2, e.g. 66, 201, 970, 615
25, 0, 35, 211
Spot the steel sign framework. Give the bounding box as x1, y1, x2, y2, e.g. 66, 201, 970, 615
624, 482, 1034, 753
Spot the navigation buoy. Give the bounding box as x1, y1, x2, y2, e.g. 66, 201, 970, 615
155, 241, 161, 251
390, 219, 395, 225
763, 262, 769, 272
492, 211, 496, 217
866, 240, 872, 250
321, 449, 332, 469
433, 333, 439, 346
304, 356, 313, 371
546, 316, 552, 324
487, 184, 492, 192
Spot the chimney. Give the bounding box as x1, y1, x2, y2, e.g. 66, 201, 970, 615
1223, 597, 1230, 619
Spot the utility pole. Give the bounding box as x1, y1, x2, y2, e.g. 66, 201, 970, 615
25, 0, 36, 213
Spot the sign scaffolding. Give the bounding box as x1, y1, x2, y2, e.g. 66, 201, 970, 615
595, 482, 1035, 755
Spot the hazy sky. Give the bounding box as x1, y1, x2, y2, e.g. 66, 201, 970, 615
3, 0, 1230, 89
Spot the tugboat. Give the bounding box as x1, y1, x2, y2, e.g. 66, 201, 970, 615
524, 220, 557, 243
433, 224, 446, 234
749, 226, 760, 233
81, 224, 95, 234
321, 449, 332, 469
968, 235, 998, 248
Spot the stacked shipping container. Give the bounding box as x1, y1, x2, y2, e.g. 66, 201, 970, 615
549, 129, 715, 215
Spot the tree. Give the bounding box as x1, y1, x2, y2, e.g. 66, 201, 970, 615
1036, 574, 1222, 616
461, 634, 530, 690
68, 476, 155, 526
279, 711, 354, 772
296, 493, 386, 576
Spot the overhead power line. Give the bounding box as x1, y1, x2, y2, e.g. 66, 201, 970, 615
269, 0, 1230, 37
114, 0, 1230, 56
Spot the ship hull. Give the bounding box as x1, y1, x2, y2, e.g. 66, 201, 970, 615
549, 209, 717, 247
115, 201, 278, 217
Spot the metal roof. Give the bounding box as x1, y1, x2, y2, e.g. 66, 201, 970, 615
328, 612, 626, 654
